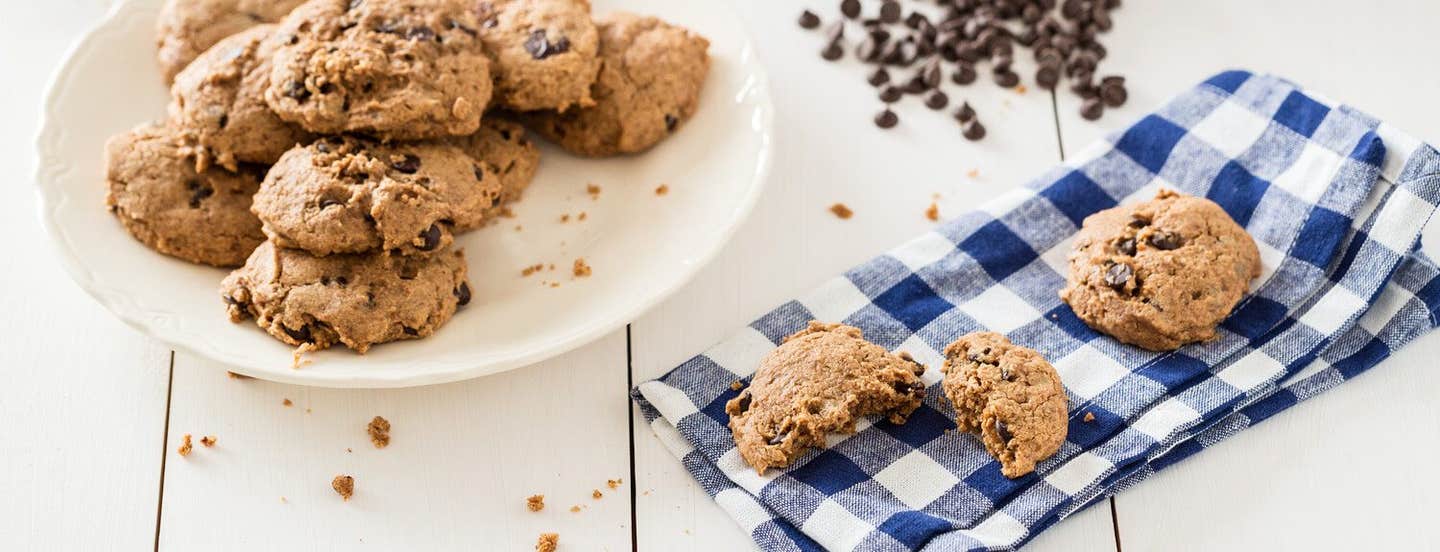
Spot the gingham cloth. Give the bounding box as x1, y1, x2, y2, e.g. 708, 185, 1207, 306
631, 70, 1440, 551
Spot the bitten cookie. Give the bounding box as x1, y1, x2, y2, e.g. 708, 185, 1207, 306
155, 0, 306, 84
726, 321, 927, 474
221, 240, 471, 353
1059, 189, 1261, 351
105, 123, 266, 267
169, 24, 312, 171
448, 116, 540, 225
253, 137, 502, 256
941, 332, 1067, 478
522, 12, 710, 157
265, 0, 493, 140
477, 0, 600, 112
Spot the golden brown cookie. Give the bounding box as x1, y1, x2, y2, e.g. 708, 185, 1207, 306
264, 0, 493, 140
446, 116, 541, 226
169, 24, 312, 172
221, 240, 471, 353
105, 123, 265, 268
941, 332, 1067, 478
477, 0, 601, 112
725, 321, 927, 474
154, 0, 306, 83
521, 12, 710, 157
1059, 189, 1261, 351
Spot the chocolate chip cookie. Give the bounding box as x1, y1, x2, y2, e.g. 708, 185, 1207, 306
477, 0, 601, 112
726, 321, 927, 474
447, 116, 540, 225
522, 12, 710, 157
155, 0, 306, 84
265, 0, 493, 141
221, 240, 471, 352
1059, 189, 1261, 351
941, 332, 1068, 478
105, 123, 266, 267
252, 136, 502, 256
169, 24, 312, 172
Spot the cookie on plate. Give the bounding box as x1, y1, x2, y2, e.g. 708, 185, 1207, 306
522, 12, 710, 157
477, 0, 601, 112
105, 123, 266, 267
155, 0, 306, 84
169, 24, 312, 172
221, 240, 471, 352
447, 116, 540, 226
726, 321, 927, 474
265, 0, 493, 140
941, 332, 1068, 478
252, 136, 503, 256
1059, 189, 1261, 351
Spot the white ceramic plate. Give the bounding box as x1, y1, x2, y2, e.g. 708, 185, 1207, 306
35, 0, 772, 387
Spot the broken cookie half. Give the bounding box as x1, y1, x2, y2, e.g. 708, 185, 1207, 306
941, 332, 1068, 478
726, 321, 927, 474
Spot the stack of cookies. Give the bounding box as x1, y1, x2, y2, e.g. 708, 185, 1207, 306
104, 0, 712, 353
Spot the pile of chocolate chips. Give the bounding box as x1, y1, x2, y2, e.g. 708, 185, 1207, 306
799, 0, 1128, 135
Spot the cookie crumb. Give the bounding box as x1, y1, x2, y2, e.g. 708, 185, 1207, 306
572, 258, 592, 278
282, 398, 293, 407
729, 380, 744, 391
549, 282, 560, 288
514, 224, 523, 232
227, 371, 251, 379
1084, 412, 1096, 423
332, 475, 354, 501
586, 183, 601, 199
829, 203, 854, 219
560, 214, 571, 223
655, 184, 669, 196
606, 478, 623, 489
522, 263, 545, 277
642, 489, 651, 496
966, 168, 980, 179
1015, 84, 1028, 94
535, 533, 559, 552
305, 408, 312, 414
578, 211, 587, 221
199, 435, 217, 448
526, 494, 545, 512
925, 202, 940, 222
367, 416, 391, 448
280, 496, 287, 504
177, 434, 193, 457
592, 489, 603, 499
569, 505, 582, 513
346, 448, 352, 453
499, 207, 516, 218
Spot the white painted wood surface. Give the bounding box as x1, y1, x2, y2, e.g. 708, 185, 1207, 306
4, 0, 1439, 550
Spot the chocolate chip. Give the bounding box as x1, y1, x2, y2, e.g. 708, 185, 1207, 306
879, 0, 901, 23
856, 35, 883, 62
1100, 78, 1128, 107
920, 58, 942, 88
449, 19, 477, 36
821, 41, 845, 61
1035, 65, 1060, 90
1000, 366, 1012, 381
874, 108, 899, 129
1104, 262, 1133, 288
217, 113, 229, 128
1116, 238, 1136, 256
524, 29, 568, 59
768, 431, 787, 445
665, 114, 678, 131
473, 165, 486, 181
824, 20, 845, 43
840, 0, 861, 19
734, 392, 752, 414
953, 101, 976, 122
902, 75, 928, 94
894, 380, 927, 398
1128, 215, 1149, 228
798, 9, 821, 29
995, 419, 1013, 443
454, 281, 471, 306
402, 326, 419, 336
867, 67, 890, 86
336, 276, 349, 287
1080, 97, 1104, 120
406, 26, 435, 41
283, 80, 309, 101
319, 198, 343, 209
1148, 230, 1183, 250
962, 119, 986, 141
187, 183, 213, 208
925, 91, 949, 110
390, 153, 421, 174
879, 85, 902, 103
281, 324, 313, 343
952, 63, 977, 85
993, 69, 1020, 88
417, 223, 442, 251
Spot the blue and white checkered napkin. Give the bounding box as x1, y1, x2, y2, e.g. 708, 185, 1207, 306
631, 70, 1440, 551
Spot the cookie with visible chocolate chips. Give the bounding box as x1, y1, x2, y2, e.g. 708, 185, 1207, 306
169, 24, 312, 172
521, 12, 710, 157
221, 240, 471, 353
264, 0, 493, 140
251, 137, 503, 256
105, 123, 265, 267
725, 321, 927, 474
1059, 189, 1261, 351
476, 0, 600, 112
155, 0, 306, 84
447, 116, 540, 225
941, 332, 1068, 478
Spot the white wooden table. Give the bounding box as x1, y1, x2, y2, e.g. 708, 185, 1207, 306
5, 1, 1439, 550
